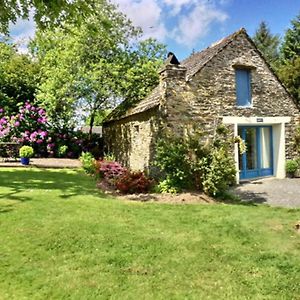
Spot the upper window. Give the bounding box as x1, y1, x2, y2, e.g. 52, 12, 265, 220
235, 69, 252, 107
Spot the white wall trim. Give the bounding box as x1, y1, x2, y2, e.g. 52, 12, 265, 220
222, 116, 291, 125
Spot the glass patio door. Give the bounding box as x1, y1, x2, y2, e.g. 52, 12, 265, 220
238, 126, 273, 180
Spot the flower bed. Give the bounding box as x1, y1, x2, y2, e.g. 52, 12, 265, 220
80, 152, 153, 194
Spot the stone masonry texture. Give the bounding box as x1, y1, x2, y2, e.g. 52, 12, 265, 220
103, 30, 300, 171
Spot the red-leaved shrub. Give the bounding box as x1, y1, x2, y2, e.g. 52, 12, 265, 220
116, 171, 153, 194
95, 160, 127, 187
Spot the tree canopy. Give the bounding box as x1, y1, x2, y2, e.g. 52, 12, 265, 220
252, 14, 300, 104
0, 41, 39, 114
277, 13, 300, 104
278, 57, 300, 102
31, 1, 166, 130
280, 13, 300, 62
0, 0, 95, 34
253, 21, 280, 67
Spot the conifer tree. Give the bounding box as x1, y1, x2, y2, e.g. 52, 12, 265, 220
278, 13, 300, 104
253, 21, 280, 67
280, 13, 300, 61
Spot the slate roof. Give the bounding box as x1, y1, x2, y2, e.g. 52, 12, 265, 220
104, 28, 246, 123
182, 28, 245, 79
104, 86, 162, 123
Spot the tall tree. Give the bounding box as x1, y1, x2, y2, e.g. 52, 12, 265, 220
0, 41, 39, 114
32, 1, 166, 131
253, 21, 280, 67
278, 57, 300, 102
0, 0, 95, 34
280, 13, 300, 62
120, 38, 167, 105
278, 13, 300, 104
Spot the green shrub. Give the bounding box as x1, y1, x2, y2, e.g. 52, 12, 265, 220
80, 152, 96, 175
154, 126, 237, 196
285, 159, 298, 175
154, 138, 193, 190
19, 146, 34, 158
58, 145, 68, 158
198, 147, 236, 196
103, 153, 116, 162
154, 178, 180, 194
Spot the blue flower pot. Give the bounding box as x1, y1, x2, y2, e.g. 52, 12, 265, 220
21, 157, 30, 165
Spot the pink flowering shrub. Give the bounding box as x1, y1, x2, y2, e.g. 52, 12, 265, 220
79, 154, 154, 194
0, 102, 103, 158
95, 160, 127, 187
0, 102, 48, 145
0, 116, 10, 138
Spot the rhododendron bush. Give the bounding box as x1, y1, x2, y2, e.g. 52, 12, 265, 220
0, 102, 102, 158
0, 102, 48, 145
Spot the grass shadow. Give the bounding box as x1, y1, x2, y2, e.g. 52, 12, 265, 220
0, 168, 109, 203
217, 188, 268, 206
0, 204, 15, 214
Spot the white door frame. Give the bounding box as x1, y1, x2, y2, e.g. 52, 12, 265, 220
222, 116, 291, 183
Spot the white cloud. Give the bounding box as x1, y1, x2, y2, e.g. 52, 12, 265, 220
172, 2, 228, 46
113, 0, 167, 41
162, 0, 196, 15
219, 0, 233, 5
7, 0, 230, 53
9, 11, 35, 54
162, 0, 230, 16
114, 0, 229, 47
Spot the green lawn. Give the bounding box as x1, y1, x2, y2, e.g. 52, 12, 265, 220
0, 168, 299, 299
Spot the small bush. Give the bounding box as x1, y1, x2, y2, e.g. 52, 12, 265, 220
198, 147, 236, 196
103, 153, 116, 162
154, 178, 180, 194
95, 160, 126, 186
94, 160, 152, 193
285, 159, 298, 175
95, 160, 126, 179
154, 138, 193, 190
80, 152, 96, 175
19, 145, 34, 158
58, 145, 68, 157
116, 171, 153, 194
154, 127, 237, 196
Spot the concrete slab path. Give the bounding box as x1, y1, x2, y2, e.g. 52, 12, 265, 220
0, 158, 81, 169
231, 178, 300, 208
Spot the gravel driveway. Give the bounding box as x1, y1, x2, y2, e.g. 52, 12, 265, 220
231, 178, 300, 208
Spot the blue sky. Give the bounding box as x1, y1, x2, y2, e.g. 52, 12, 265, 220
10, 0, 300, 59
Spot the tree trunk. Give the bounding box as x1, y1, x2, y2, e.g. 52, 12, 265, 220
89, 111, 95, 139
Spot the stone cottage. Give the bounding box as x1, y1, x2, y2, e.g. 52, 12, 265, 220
103, 28, 300, 183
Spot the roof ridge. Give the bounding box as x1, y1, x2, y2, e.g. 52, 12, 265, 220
104, 28, 251, 123
182, 28, 247, 79
182, 28, 245, 60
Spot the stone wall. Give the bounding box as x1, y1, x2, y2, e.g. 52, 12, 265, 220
103, 107, 160, 171
103, 31, 300, 172
162, 32, 300, 159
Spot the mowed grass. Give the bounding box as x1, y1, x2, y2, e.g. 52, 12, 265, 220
0, 168, 299, 300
